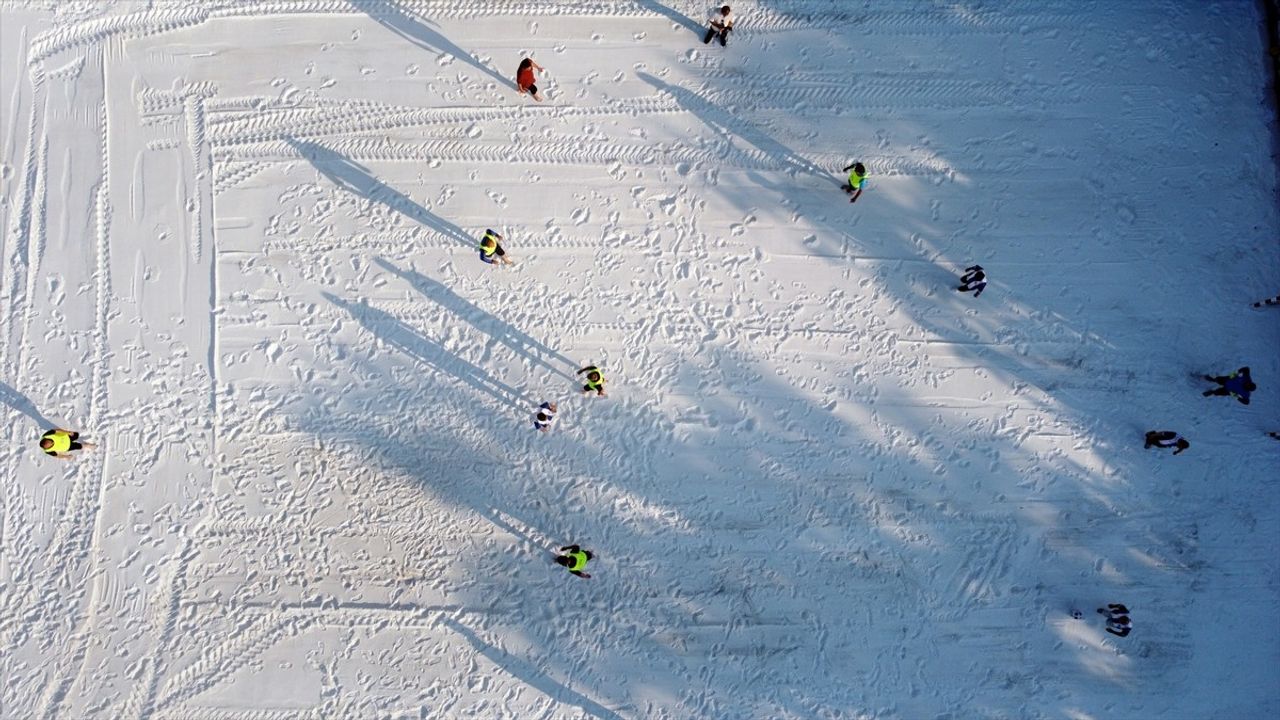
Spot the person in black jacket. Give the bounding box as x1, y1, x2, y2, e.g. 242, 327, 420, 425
1097, 603, 1131, 637
957, 265, 987, 297
1144, 431, 1189, 455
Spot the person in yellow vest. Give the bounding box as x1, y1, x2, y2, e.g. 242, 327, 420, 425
577, 364, 606, 397
555, 544, 593, 579
478, 229, 513, 266
38, 427, 95, 460
843, 161, 867, 203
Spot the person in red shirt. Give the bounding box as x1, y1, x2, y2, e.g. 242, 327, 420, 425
516, 58, 544, 101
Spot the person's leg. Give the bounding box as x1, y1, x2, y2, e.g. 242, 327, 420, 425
69, 432, 80, 440
584, 551, 594, 560
704, 28, 715, 44
1105, 626, 1123, 636
68, 442, 83, 451
719, 29, 728, 46
1203, 387, 1230, 397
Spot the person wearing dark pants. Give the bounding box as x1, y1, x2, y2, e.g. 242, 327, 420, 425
957, 265, 987, 297
1144, 431, 1189, 454
703, 5, 733, 46
577, 365, 606, 397
1202, 367, 1255, 405
39, 427, 95, 460
1097, 604, 1131, 637
556, 545, 593, 578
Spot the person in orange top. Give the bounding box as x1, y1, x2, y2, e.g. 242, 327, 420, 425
516, 58, 545, 101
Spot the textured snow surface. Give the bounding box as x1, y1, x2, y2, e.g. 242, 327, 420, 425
1, 1, 1278, 718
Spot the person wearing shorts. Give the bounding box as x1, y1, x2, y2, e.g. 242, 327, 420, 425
39, 427, 95, 460
479, 229, 513, 265
517, 58, 544, 101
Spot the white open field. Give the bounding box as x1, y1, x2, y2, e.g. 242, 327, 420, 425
1, 2, 1278, 718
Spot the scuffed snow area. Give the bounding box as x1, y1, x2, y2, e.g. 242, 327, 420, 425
1, 1, 1277, 718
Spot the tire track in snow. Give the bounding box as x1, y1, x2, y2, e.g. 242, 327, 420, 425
30, 0, 837, 65
205, 97, 680, 147
33, 45, 117, 720
698, 73, 1077, 110
151, 612, 313, 714
0, 65, 48, 601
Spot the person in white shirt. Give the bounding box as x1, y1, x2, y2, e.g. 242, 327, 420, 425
704, 5, 733, 47
533, 401, 557, 432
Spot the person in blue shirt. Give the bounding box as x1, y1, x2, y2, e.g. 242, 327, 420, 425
1202, 366, 1255, 405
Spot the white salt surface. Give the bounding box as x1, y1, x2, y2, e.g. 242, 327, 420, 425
1, 1, 1278, 718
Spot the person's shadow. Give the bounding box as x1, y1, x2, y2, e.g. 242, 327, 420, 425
348, 0, 511, 90
636, 72, 836, 185
286, 138, 474, 247
0, 381, 53, 428
374, 258, 576, 381
440, 616, 626, 720
636, 0, 702, 36
324, 292, 528, 410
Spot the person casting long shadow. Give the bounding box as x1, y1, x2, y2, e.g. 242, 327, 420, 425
324, 292, 528, 410
348, 0, 510, 90
286, 138, 472, 247
373, 258, 576, 381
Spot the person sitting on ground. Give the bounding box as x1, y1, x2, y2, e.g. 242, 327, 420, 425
704, 5, 733, 46
1144, 431, 1189, 455
1201, 367, 1255, 405
1097, 603, 1131, 637
555, 544, 593, 578
39, 427, 95, 460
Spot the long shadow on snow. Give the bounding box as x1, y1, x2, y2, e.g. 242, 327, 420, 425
440, 617, 626, 720
637, 71, 836, 186
373, 257, 577, 382
0, 381, 54, 429
636, 0, 703, 36
323, 292, 529, 412
286, 138, 474, 247
348, 0, 511, 90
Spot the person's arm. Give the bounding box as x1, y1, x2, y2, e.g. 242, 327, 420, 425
571, 570, 591, 579
532, 60, 544, 71
842, 163, 854, 172
560, 544, 579, 553
577, 366, 596, 376
973, 283, 985, 298
965, 265, 982, 273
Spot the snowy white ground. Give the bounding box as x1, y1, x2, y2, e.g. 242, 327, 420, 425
2, 1, 1278, 718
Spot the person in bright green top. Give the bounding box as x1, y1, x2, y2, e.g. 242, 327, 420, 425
555, 544, 593, 578
39, 427, 95, 460
843, 161, 867, 203
478, 229, 513, 266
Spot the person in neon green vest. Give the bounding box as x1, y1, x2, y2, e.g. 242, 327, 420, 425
38, 427, 95, 460
577, 364, 606, 397
843, 161, 867, 203
555, 544, 593, 578
478, 229, 513, 266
